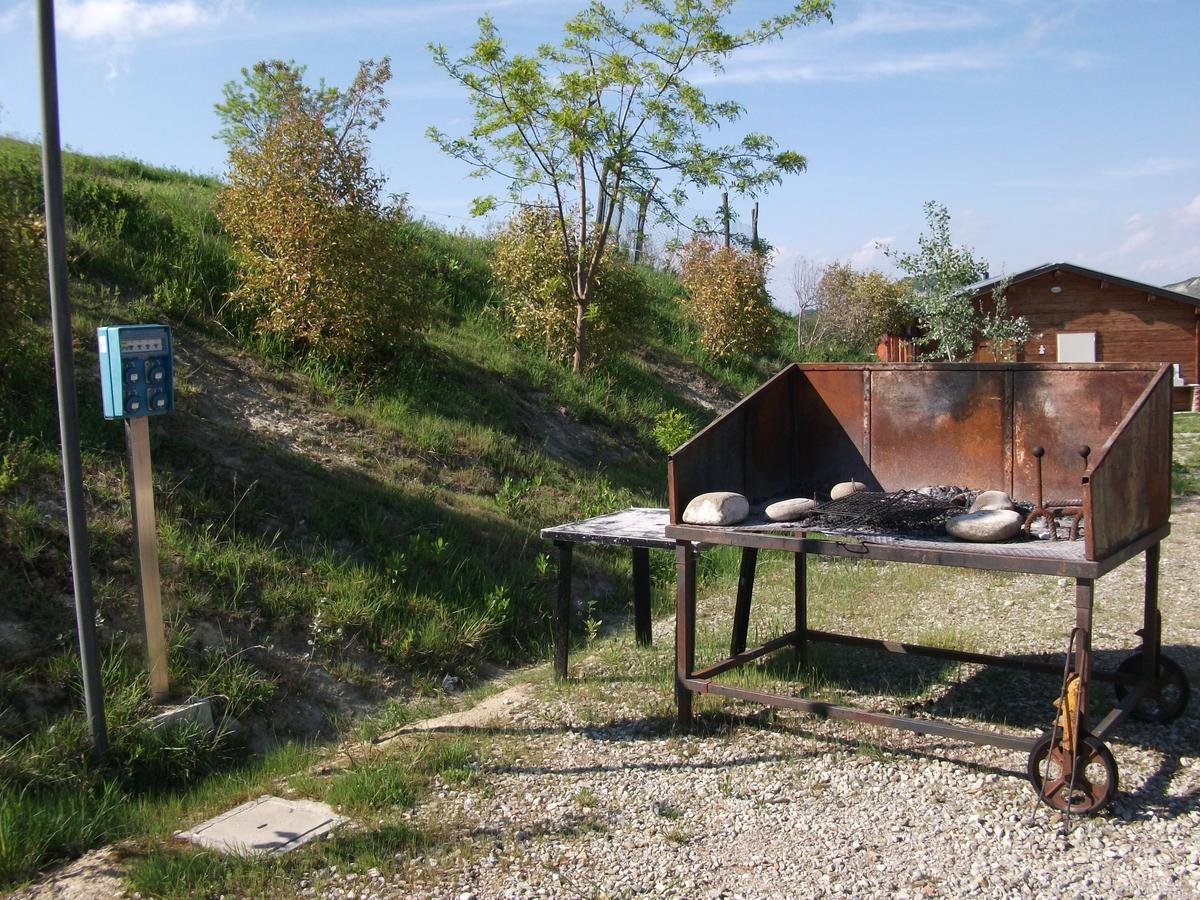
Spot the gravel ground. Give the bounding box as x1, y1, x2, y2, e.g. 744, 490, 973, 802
296, 500, 1200, 900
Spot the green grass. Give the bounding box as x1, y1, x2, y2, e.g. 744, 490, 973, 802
124, 734, 478, 899
1174, 413, 1200, 495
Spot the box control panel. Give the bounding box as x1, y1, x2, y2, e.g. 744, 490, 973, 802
98, 324, 174, 419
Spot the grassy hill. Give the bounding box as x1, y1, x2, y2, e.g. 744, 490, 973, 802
0, 136, 802, 885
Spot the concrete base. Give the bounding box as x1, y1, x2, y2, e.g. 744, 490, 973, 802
176, 796, 346, 856
147, 698, 214, 733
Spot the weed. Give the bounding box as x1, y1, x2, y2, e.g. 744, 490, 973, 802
573, 787, 598, 808
654, 801, 682, 820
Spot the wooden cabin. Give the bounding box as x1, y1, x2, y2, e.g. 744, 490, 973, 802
876, 263, 1200, 411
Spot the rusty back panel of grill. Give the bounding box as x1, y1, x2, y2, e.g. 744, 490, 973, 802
666, 363, 1174, 561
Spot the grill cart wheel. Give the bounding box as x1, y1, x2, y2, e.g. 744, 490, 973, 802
1114, 653, 1191, 723
1028, 733, 1118, 815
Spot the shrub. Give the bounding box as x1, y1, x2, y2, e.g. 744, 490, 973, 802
0, 202, 44, 346
652, 409, 697, 454
214, 59, 427, 365
679, 237, 777, 361
490, 204, 644, 368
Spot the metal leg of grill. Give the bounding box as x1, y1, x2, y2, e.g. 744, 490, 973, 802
554, 541, 572, 681
795, 551, 807, 666
1142, 543, 1162, 674
676, 541, 697, 730
729, 548, 758, 656
1074, 577, 1095, 732
633, 546, 652, 647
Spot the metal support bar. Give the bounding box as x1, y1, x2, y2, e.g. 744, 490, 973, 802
675, 541, 696, 730
693, 631, 800, 680
632, 546, 652, 647
1143, 543, 1162, 674
795, 551, 807, 665
729, 547, 757, 656
1093, 683, 1148, 740
554, 541, 572, 680
37, 0, 106, 758
687, 679, 1037, 753
126, 416, 169, 702
1074, 577, 1095, 734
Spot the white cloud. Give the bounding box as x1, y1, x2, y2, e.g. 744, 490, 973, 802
831, 2, 991, 39
850, 236, 895, 269
57, 0, 237, 43
0, 4, 27, 33
1119, 227, 1155, 256
1088, 195, 1200, 284
1105, 157, 1193, 180
714, 49, 1002, 85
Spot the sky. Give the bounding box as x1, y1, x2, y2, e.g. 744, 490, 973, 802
1, 0, 1198, 310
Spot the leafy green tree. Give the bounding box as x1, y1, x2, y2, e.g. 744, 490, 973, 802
214, 58, 428, 363
429, 0, 832, 373
884, 201, 1028, 361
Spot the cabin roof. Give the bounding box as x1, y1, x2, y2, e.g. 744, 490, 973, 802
965, 262, 1200, 310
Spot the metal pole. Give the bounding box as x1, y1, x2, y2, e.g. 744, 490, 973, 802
37, 0, 107, 757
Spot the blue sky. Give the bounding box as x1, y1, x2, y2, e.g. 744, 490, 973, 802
2, 0, 1198, 308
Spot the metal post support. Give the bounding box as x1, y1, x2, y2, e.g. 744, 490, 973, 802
1074, 578, 1095, 732
554, 541, 572, 680
729, 548, 758, 656
795, 551, 808, 666
675, 542, 696, 729
1143, 543, 1162, 673
126, 417, 169, 701
37, 0, 107, 757
632, 546, 652, 647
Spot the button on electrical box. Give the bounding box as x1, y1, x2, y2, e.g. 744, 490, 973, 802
98, 324, 174, 420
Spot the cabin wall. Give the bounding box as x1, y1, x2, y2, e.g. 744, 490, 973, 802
976, 270, 1199, 384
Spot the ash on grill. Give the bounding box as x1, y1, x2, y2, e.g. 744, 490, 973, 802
804, 489, 963, 534
793, 487, 1044, 538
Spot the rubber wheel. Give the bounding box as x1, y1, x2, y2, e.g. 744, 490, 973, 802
1028, 733, 1118, 815
1114, 653, 1191, 723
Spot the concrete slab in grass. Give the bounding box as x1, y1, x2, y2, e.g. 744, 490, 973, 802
176, 796, 346, 857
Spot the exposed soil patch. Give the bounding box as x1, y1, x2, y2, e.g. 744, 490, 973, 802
638, 349, 743, 414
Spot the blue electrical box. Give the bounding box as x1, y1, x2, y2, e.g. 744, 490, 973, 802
97, 324, 174, 419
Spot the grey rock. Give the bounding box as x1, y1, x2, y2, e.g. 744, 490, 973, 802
830, 481, 867, 501
682, 492, 749, 526
442, 675, 464, 693
969, 490, 1016, 513
765, 497, 817, 522
945, 509, 1023, 542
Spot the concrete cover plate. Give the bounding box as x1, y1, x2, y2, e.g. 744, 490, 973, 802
176, 796, 346, 856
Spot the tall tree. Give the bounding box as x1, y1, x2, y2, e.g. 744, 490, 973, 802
885, 201, 1027, 362
429, 1, 832, 373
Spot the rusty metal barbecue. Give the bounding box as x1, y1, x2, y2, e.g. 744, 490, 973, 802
665, 362, 1187, 817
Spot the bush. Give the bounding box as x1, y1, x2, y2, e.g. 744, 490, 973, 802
679, 237, 777, 362
652, 409, 697, 454
214, 60, 427, 365
490, 205, 644, 368
0, 200, 44, 346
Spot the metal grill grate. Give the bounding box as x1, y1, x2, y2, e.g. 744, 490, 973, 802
809, 490, 961, 531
